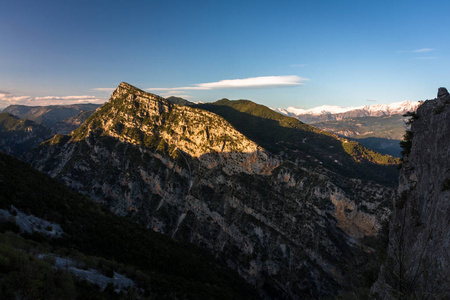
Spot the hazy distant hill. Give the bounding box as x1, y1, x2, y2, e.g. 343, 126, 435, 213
29, 82, 397, 299
3, 104, 101, 132
0, 113, 53, 157
313, 115, 407, 156
52, 109, 98, 135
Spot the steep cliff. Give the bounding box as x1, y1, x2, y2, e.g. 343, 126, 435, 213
371, 88, 450, 299
30, 82, 396, 299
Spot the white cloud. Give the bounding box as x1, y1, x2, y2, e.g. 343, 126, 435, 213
147, 75, 308, 92
0, 92, 33, 103
412, 48, 434, 53
397, 48, 435, 54
0, 92, 106, 108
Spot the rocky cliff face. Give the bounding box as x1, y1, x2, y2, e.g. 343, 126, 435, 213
371, 88, 450, 299
30, 82, 395, 299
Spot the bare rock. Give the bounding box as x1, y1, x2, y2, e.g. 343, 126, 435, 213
437, 87, 449, 98
371, 93, 450, 299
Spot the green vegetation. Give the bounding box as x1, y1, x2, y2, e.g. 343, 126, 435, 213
197, 99, 399, 186
0, 152, 259, 299
47, 134, 70, 145
341, 141, 397, 164
0, 241, 79, 300
400, 130, 413, 157
403, 111, 419, 125
165, 96, 194, 106
0, 113, 54, 157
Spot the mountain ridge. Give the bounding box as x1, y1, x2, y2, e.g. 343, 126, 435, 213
274, 100, 421, 123
196, 98, 399, 185
3, 103, 101, 133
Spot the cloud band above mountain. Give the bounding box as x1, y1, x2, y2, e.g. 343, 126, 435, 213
146, 75, 308, 92
0, 92, 106, 108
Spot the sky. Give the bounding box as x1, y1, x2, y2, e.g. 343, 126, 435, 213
1, 0, 450, 109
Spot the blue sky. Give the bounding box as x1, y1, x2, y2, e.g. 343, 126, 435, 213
1, 0, 449, 109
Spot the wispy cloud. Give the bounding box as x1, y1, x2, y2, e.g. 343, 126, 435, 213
147, 75, 308, 92
0, 91, 32, 102
366, 99, 378, 102
91, 88, 116, 92
412, 48, 434, 53
0, 92, 33, 108
397, 48, 435, 54
157, 90, 193, 99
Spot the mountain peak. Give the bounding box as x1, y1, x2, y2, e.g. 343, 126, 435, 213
118, 81, 138, 90
70, 83, 268, 166
114, 82, 158, 99
437, 87, 449, 98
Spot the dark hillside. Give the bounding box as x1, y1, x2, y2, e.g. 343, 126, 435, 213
0, 113, 54, 157
0, 152, 259, 299
197, 99, 399, 186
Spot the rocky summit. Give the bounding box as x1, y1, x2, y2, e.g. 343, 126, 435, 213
371, 89, 450, 299
30, 82, 396, 299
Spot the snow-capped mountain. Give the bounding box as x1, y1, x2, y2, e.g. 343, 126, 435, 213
274, 100, 421, 123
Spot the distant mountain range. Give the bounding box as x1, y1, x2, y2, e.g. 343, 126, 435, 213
273, 101, 422, 157
274, 100, 421, 123
3, 104, 101, 134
